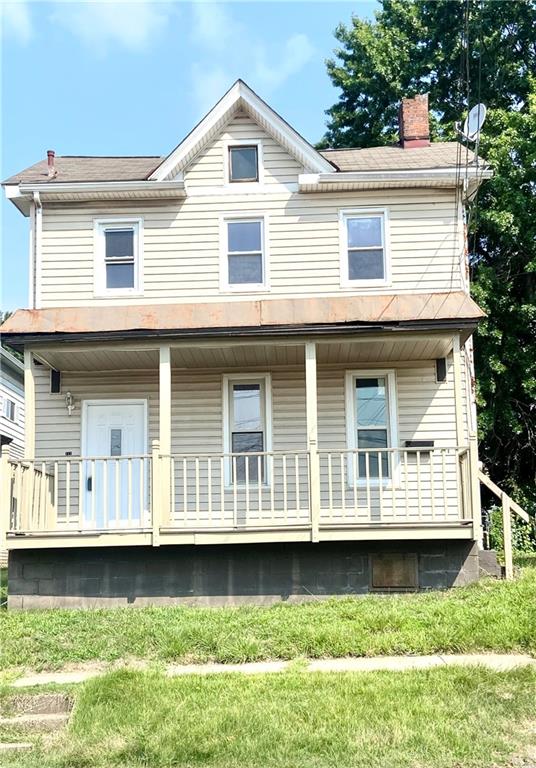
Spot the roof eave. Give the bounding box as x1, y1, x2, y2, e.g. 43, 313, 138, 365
298, 167, 493, 192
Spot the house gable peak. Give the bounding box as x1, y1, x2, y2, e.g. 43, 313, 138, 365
149, 79, 335, 181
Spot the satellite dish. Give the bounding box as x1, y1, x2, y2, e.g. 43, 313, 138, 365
462, 103, 487, 142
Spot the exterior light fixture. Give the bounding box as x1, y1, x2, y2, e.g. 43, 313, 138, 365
65, 391, 75, 416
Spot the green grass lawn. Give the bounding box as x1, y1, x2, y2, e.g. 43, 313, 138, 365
3, 666, 536, 768
1, 564, 535, 671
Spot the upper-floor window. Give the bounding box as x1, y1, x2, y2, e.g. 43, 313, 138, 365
229, 145, 259, 182
3, 398, 16, 422
94, 218, 143, 296
340, 209, 389, 288
221, 216, 268, 291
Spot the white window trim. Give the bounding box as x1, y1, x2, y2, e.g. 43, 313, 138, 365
93, 217, 144, 298
223, 138, 264, 188
219, 212, 270, 293
222, 373, 273, 487
345, 369, 399, 487
339, 208, 391, 289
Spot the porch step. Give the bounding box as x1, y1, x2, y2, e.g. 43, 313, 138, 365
0, 742, 34, 753
479, 549, 502, 579
5, 693, 73, 716
0, 712, 71, 732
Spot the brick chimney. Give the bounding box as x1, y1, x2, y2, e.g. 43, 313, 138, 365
398, 95, 430, 148
47, 149, 56, 178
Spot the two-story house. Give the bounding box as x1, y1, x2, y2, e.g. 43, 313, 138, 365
0, 81, 493, 608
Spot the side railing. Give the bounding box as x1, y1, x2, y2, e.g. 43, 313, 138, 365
0, 445, 475, 541
479, 469, 531, 580
3, 453, 151, 533
318, 447, 470, 525
164, 451, 311, 529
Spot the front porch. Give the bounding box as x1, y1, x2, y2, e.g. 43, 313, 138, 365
0, 331, 480, 550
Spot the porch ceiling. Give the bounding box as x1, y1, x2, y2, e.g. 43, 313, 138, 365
32, 333, 453, 373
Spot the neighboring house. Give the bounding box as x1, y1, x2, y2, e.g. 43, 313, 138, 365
0, 346, 24, 568
0, 346, 24, 459
0, 81, 493, 609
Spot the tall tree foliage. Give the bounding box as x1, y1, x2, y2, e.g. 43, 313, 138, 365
322, 0, 536, 515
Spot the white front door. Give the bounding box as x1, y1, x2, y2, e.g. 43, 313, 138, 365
83, 401, 147, 528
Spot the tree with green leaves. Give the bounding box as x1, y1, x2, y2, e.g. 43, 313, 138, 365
322, 0, 536, 520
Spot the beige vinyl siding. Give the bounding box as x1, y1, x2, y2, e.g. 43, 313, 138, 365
184, 112, 303, 189
34, 366, 159, 458
33, 358, 463, 460
32, 357, 464, 524
38, 112, 464, 306
39, 189, 462, 305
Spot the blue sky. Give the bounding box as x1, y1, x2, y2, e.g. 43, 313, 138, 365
1, 0, 375, 311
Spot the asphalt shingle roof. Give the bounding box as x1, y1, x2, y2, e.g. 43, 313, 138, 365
2, 143, 480, 185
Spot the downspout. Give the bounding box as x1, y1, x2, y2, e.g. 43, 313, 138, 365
33, 191, 42, 309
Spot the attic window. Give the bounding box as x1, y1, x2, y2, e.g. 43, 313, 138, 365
229, 145, 259, 182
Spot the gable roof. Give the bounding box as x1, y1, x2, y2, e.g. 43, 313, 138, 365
148, 79, 335, 180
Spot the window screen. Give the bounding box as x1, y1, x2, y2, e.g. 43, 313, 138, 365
227, 220, 263, 285
346, 216, 385, 281
229, 146, 258, 182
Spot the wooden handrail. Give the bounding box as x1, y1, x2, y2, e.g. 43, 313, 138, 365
479, 469, 531, 581
478, 470, 529, 523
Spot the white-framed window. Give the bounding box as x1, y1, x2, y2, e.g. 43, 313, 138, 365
345, 369, 398, 482
223, 139, 263, 186
222, 373, 272, 486
94, 218, 143, 296
339, 209, 390, 287
220, 215, 269, 291
3, 398, 16, 422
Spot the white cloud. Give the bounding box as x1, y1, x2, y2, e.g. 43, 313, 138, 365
1, 0, 33, 44
191, 2, 236, 52
51, 0, 177, 54
190, 3, 315, 115
253, 33, 315, 91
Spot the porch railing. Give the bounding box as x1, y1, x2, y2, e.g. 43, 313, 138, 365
1, 446, 472, 537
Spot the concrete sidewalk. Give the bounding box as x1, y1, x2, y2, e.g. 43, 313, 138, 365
10, 653, 535, 688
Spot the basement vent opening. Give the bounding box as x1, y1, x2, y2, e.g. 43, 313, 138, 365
370, 553, 418, 590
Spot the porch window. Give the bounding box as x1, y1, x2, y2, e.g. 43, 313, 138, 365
224, 218, 266, 289
224, 375, 272, 485
340, 210, 389, 286
345, 370, 398, 481
3, 398, 16, 422
95, 218, 142, 295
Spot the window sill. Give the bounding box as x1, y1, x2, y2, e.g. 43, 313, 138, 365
93, 290, 144, 298
339, 281, 390, 290
220, 286, 270, 294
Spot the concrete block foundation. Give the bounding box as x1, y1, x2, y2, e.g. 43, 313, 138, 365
7, 540, 480, 609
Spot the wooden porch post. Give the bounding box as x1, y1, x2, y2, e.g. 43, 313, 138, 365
157, 345, 172, 543
0, 445, 11, 556
502, 494, 513, 580
305, 341, 320, 542
24, 349, 35, 460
